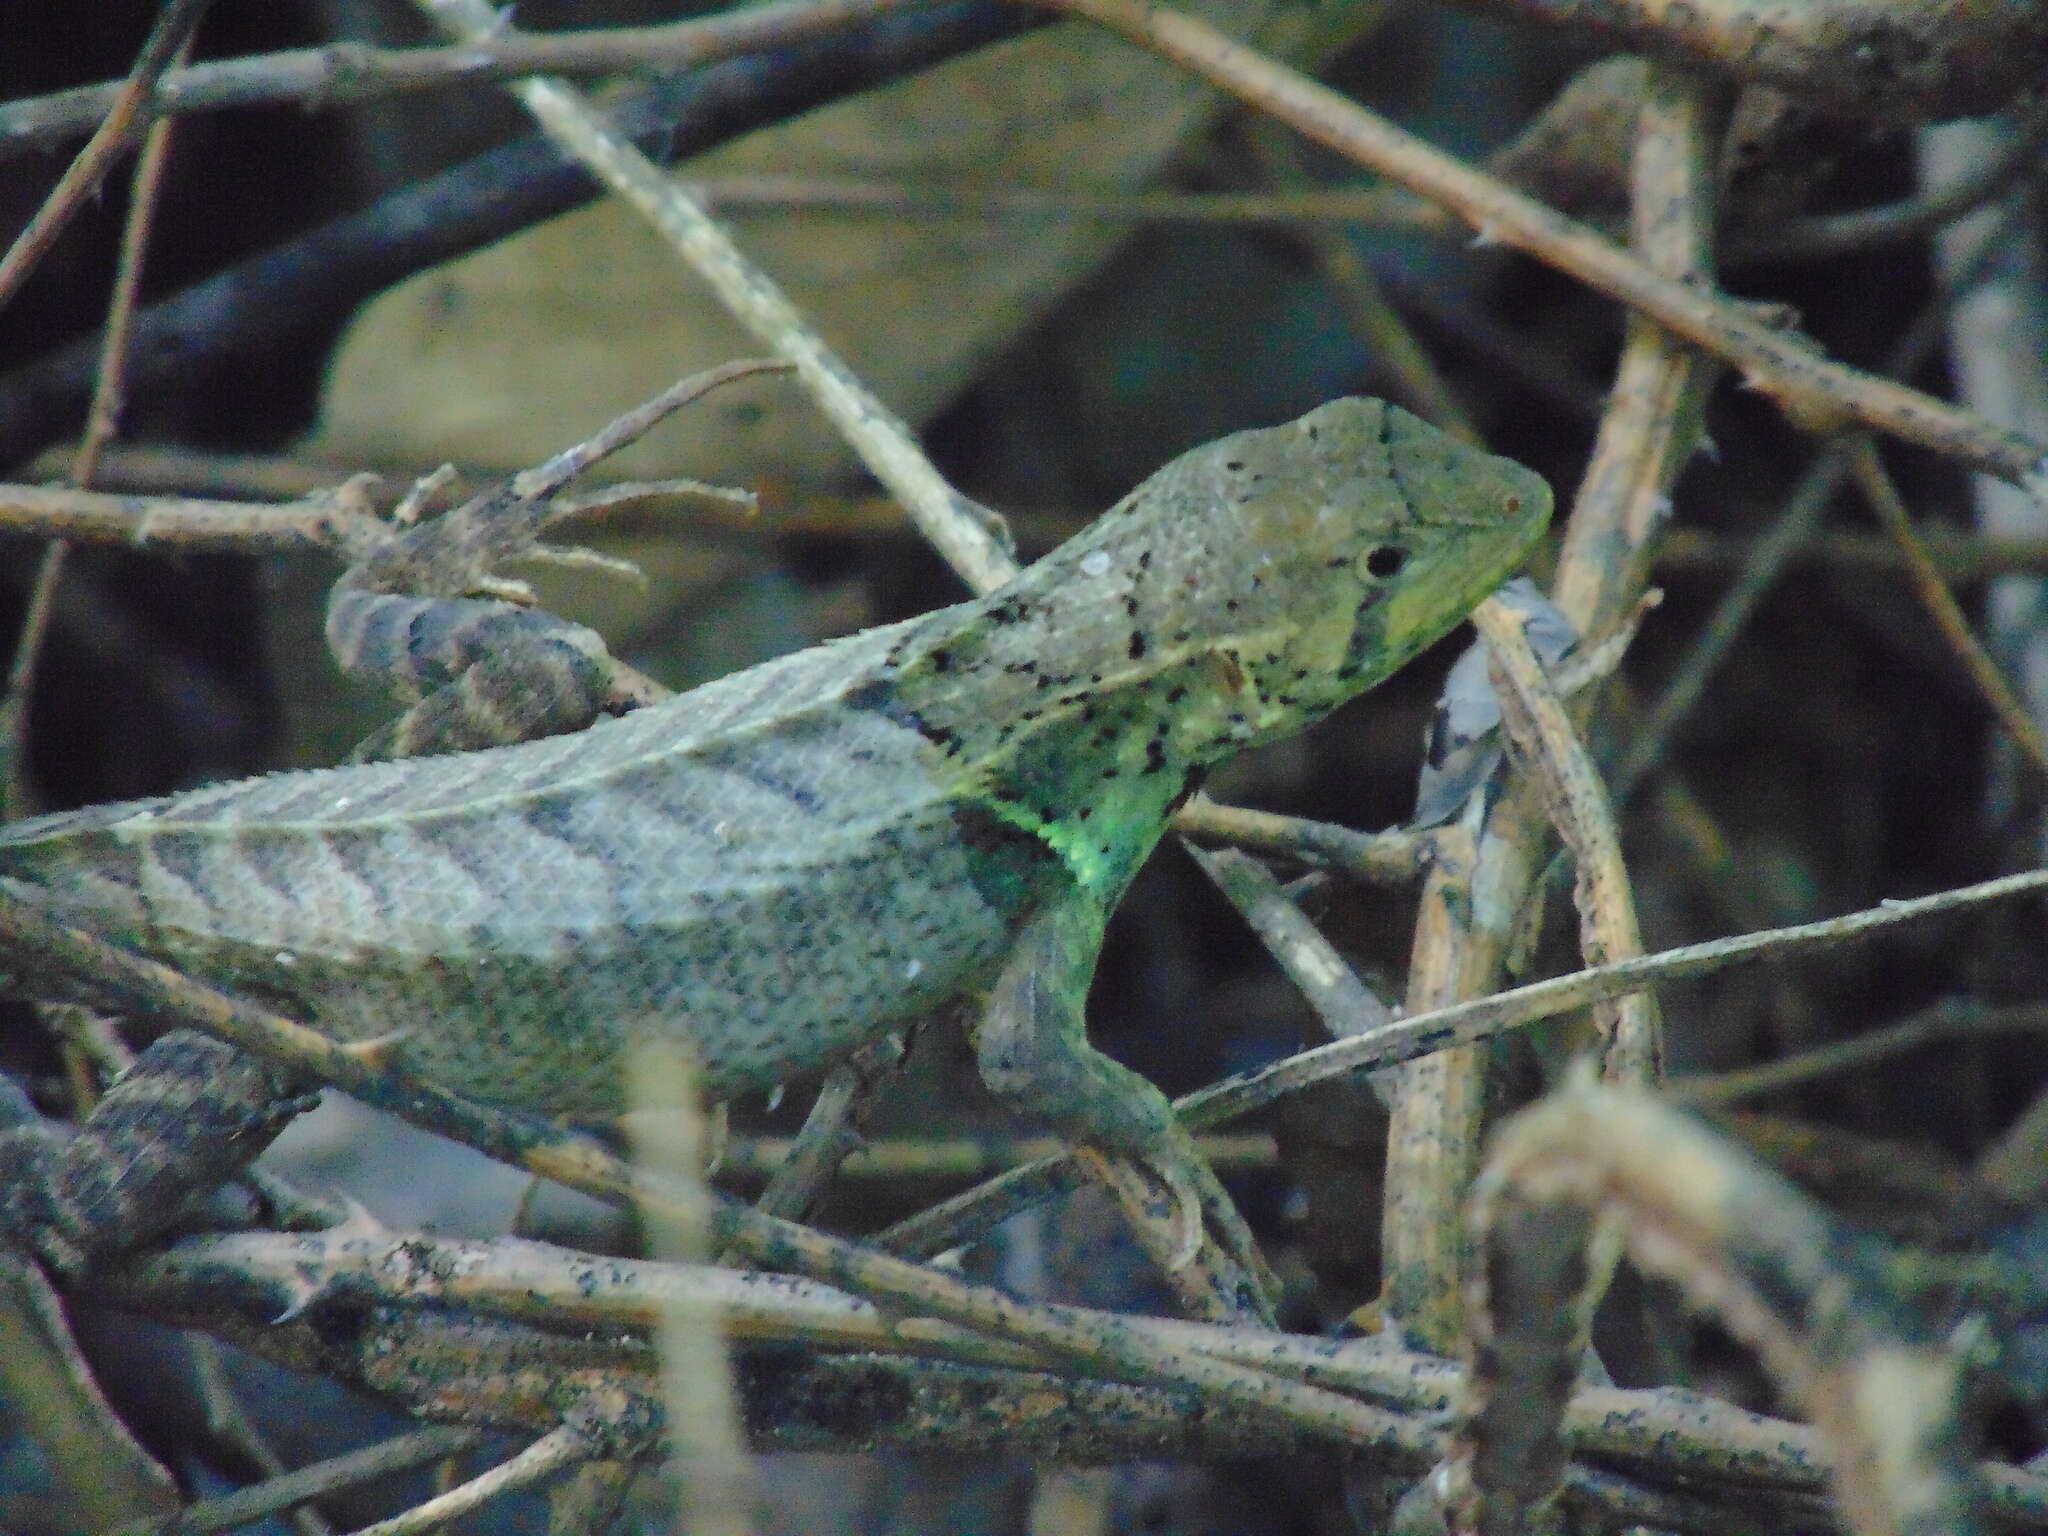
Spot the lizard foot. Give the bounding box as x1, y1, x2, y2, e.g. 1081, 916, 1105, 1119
1078, 1137, 1280, 1327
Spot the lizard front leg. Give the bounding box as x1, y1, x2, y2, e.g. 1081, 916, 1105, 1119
974, 893, 1279, 1326
326, 478, 666, 764
316, 364, 778, 762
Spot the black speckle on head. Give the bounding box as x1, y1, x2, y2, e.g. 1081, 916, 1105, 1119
1137, 551, 1153, 572
1165, 685, 1187, 704
1102, 767, 1121, 780
1225, 460, 1244, 471
1144, 739, 1167, 774
1004, 660, 1037, 676
1123, 594, 1140, 618
930, 648, 952, 673
1077, 806, 1093, 821
1128, 631, 1148, 661
1080, 704, 1097, 722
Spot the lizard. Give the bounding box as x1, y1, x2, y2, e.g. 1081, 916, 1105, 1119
0, 394, 1549, 1319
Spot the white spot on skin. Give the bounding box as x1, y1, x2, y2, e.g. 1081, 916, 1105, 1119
1080, 551, 1111, 577
275, 951, 297, 966
904, 958, 924, 981
766, 1084, 785, 1112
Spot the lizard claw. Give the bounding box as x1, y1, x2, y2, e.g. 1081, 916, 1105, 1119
1151, 1156, 1207, 1275
1077, 1146, 1208, 1281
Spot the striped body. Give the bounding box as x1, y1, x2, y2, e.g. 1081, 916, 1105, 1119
0, 399, 1550, 1118
1, 619, 1046, 1114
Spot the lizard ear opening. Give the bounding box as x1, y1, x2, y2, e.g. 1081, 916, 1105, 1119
1362, 545, 1408, 580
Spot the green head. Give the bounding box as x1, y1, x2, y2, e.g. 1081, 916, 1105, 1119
905, 397, 1550, 899
1041, 396, 1553, 763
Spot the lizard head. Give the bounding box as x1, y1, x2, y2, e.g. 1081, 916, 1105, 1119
1110, 396, 1553, 756
909, 398, 1549, 897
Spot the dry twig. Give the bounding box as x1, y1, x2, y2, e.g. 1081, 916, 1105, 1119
0, 0, 928, 157
415, 0, 1017, 595
1035, 0, 2048, 487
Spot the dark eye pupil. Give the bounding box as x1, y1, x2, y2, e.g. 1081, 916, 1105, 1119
1365, 546, 1407, 579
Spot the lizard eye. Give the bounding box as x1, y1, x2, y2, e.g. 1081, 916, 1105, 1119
1361, 545, 1408, 580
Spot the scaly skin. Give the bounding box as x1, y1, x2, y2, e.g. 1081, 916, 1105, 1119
0, 399, 1547, 1270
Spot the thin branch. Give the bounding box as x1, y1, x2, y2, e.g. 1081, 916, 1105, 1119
686, 172, 1432, 228
1604, 130, 2024, 818
1378, 60, 1724, 1348
7, 29, 194, 814
1850, 436, 2048, 780
1730, 96, 2048, 265
878, 865, 2048, 1259
1173, 795, 1426, 882
1474, 596, 1659, 1084
0, 4, 1041, 467
1200, 868, 2048, 1119
108, 1218, 2048, 1523
1471, 0, 2048, 121
0, 0, 212, 318
1658, 526, 2048, 583
414, 0, 1017, 595
108, 1428, 484, 1536
632, 1047, 755, 1536
0, 0, 929, 158
350, 1420, 596, 1536
1034, 0, 2048, 487
1674, 998, 2048, 1105
1184, 843, 1398, 1088
733, 1130, 1273, 1182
